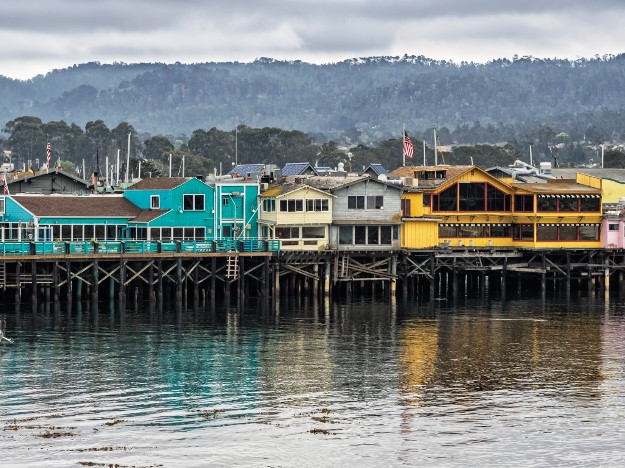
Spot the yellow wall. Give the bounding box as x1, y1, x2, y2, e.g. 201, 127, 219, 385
274, 187, 334, 226
599, 179, 625, 204
401, 219, 439, 248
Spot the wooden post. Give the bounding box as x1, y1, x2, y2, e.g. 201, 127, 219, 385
540, 252, 546, 297
210, 257, 216, 306
401, 255, 408, 302
157, 258, 164, 304
92, 259, 99, 309
52, 261, 60, 305
65, 259, 72, 304
176, 257, 183, 302
501, 256, 507, 301
238, 255, 245, 305
149, 262, 155, 303
429, 253, 435, 301
118, 259, 126, 304
31, 259, 38, 308
390, 254, 397, 299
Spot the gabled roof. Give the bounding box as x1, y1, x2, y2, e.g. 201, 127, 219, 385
125, 177, 192, 190
281, 162, 319, 176
364, 164, 388, 176
303, 175, 401, 192
228, 164, 265, 176
261, 182, 335, 198
6, 168, 89, 187
130, 209, 170, 223
12, 195, 142, 217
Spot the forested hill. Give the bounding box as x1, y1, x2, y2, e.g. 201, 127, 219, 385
2, 55, 625, 140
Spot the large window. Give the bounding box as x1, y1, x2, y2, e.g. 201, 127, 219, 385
338, 225, 396, 245
275, 226, 300, 238
535, 224, 600, 241
459, 183, 485, 211
183, 194, 205, 211
514, 195, 533, 212
306, 199, 329, 212
536, 195, 601, 213
487, 185, 509, 211
279, 199, 304, 212
513, 224, 534, 241
439, 225, 511, 238
348, 195, 365, 209
366, 195, 384, 209
302, 226, 325, 238
150, 195, 160, 209
437, 185, 457, 211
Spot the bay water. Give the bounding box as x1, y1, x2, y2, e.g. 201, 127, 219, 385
1, 296, 625, 467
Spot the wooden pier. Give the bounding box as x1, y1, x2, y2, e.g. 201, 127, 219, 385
2, 246, 625, 309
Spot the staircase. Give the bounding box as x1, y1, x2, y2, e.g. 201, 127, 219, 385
226, 255, 239, 280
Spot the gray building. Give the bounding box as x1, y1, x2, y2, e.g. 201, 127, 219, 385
304, 175, 403, 251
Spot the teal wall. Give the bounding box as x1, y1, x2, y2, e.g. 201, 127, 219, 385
2, 197, 34, 223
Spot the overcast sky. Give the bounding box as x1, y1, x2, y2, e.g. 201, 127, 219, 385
2, 0, 624, 80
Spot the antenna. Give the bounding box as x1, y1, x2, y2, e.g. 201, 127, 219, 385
125, 132, 131, 184
433, 128, 438, 166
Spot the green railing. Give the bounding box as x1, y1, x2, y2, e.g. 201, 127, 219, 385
0, 238, 281, 256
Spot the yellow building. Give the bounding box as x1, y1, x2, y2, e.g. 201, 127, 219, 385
390, 165, 602, 249
258, 181, 335, 251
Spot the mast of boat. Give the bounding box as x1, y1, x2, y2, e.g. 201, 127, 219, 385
125, 132, 131, 184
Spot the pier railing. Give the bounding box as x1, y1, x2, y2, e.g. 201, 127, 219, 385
0, 238, 281, 256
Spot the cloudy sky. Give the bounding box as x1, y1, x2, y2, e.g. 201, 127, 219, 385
2, 0, 624, 80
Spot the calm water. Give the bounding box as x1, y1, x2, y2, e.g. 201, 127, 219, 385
1, 296, 625, 467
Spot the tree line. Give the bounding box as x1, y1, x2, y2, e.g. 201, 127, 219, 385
3, 116, 625, 179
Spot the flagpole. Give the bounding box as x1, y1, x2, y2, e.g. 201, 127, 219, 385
402, 124, 406, 167
423, 140, 426, 166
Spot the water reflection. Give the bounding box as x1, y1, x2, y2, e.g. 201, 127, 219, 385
1, 297, 625, 467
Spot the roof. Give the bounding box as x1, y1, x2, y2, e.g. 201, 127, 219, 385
281, 162, 319, 176
511, 181, 601, 194
227, 164, 265, 176
364, 164, 388, 176
388, 165, 475, 188
551, 168, 625, 183
6, 168, 89, 187
12, 195, 142, 217
260, 181, 335, 198
125, 177, 191, 190
130, 209, 170, 223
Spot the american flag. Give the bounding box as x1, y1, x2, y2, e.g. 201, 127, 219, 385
46, 141, 51, 166
2, 173, 9, 195
403, 131, 414, 159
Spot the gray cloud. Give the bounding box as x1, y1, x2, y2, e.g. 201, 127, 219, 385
1, 0, 624, 79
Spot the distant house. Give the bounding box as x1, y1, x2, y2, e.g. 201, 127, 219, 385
6, 169, 90, 195
304, 175, 403, 251
258, 180, 334, 250
1, 194, 141, 242
363, 164, 388, 179
281, 162, 319, 176
124, 177, 213, 241
228, 164, 266, 179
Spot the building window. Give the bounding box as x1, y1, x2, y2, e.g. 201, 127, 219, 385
306, 199, 329, 212
609, 223, 619, 231
514, 195, 534, 212
263, 199, 275, 212
354, 226, 367, 244
366, 196, 384, 209
275, 226, 300, 239
150, 195, 160, 209
513, 224, 534, 241
348, 195, 365, 209
302, 226, 325, 238
339, 226, 353, 244
222, 197, 229, 206
183, 194, 205, 211
279, 199, 304, 212
401, 198, 411, 216
0, 197, 5, 214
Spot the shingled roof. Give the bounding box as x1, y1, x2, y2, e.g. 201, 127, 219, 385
125, 177, 191, 190
12, 195, 142, 217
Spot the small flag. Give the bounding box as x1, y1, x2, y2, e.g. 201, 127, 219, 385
403, 131, 414, 159
2, 173, 9, 195
46, 141, 52, 166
